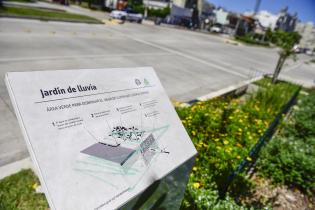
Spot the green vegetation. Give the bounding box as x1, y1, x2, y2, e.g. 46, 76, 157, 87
235, 35, 270, 47
0, 6, 102, 23
0, 169, 48, 210
132, 6, 170, 18
5, 0, 36, 3
266, 29, 301, 83
147, 7, 170, 18
235, 29, 301, 83
176, 79, 299, 209
182, 182, 247, 210
257, 91, 315, 194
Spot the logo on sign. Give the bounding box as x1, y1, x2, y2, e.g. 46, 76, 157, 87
135, 79, 141, 86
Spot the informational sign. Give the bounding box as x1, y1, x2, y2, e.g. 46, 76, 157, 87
5, 67, 197, 210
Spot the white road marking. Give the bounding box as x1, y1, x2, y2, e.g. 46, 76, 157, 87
106, 27, 248, 78
0, 52, 172, 62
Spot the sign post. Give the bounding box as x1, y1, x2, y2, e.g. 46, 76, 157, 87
5, 67, 197, 210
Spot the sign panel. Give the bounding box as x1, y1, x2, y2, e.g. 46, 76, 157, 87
5, 67, 197, 210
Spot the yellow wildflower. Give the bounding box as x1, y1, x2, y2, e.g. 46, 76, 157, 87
223, 140, 229, 145
32, 183, 38, 190
246, 157, 252, 161
193, 182, 200, 189
193, 167, 197, 171
236, 155, 241, 159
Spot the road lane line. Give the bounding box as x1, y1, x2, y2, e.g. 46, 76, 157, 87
106, 27, 248, 78
0, 52, 172, 63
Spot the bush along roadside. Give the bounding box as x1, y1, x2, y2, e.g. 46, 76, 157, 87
177, 79, 299, 209
257, 91, 315, 195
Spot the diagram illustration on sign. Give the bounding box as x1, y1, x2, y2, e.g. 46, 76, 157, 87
74, 102, 170, 191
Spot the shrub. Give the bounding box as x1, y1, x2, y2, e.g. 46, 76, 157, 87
177, 80, 299, 208
257, 91, 315, 194
235, 35, 270, 47
131, 5, 170, 18
181, 177, 248, 210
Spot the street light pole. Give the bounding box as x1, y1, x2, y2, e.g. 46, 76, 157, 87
144, 0, 148, 19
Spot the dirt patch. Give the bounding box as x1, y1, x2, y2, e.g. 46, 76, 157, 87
240, 174, 315, 210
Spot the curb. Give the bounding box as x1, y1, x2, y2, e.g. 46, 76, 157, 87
279, 75, 315, 89
0, 157, 34, 180
181, 75, 265, 107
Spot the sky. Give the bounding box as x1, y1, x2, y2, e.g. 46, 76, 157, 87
207, 0, 315, 23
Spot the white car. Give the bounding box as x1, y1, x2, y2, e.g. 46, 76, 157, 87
210, 24, 223, 33
110, 9, 143, 23
110, 10, 127, 20
126, 11, 143, 23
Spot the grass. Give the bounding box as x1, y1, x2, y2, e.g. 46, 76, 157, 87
0, 169, 49, 210
0, 6, 103, 24
311, 59, 315, 63
5, 0, 36, 3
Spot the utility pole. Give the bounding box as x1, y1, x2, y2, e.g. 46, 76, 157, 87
144, 0, 148, 19
253, 0, 261, 15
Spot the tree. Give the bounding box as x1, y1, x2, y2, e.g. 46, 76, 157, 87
269, 30, 301, 83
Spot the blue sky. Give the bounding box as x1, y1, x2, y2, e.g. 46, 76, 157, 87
207, 0, 315, 23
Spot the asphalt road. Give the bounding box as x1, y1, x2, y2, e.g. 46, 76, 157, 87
0, 17, 314, 167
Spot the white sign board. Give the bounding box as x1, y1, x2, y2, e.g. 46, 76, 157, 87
5, 67, 197, 210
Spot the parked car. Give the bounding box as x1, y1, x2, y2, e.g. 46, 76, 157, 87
109, 10, 127, 20
155, 15, 193, 29
125, 8, 143, 23
210, 23, 223, 33
109, 9, 143, 23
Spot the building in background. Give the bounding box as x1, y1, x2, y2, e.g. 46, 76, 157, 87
295, 22, 315, 50
172, 0, 185, 7
275, 7, 298, 32
255, 10, 278, 30
213, 7, 229, 25
144, 0, 170, 9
